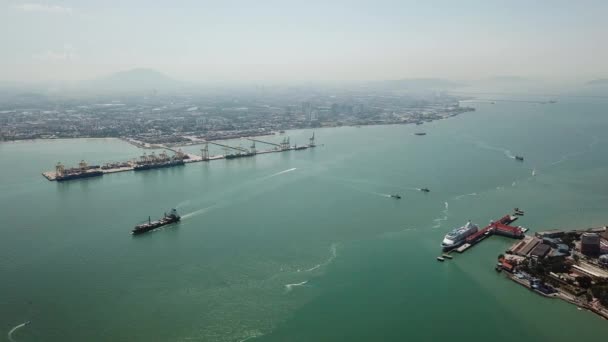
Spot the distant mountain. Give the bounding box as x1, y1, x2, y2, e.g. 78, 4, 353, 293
379, 78, 465, 90
586, 78, 608, 86
83, 68, 183, 93
482, 76, 531, 83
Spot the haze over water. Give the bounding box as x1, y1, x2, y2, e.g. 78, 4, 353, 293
2, 95, 608, 341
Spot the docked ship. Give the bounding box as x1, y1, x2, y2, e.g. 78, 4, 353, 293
441, 221, 479, 249
133, 151, 186, 171
55, 161, 103, 182
225, 152, 255, 159
134, 159, 185, 170
132, 209, 180, 235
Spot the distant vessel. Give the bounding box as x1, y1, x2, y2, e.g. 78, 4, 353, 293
515, 156, 524, 161
132, 209, 180, 235
420, 188, 430, 193
390, 194, 401, 199
441, 221, 479, 249
414, 132, 427, 136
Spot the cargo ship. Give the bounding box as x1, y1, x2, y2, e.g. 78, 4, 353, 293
225, 152, 255, 159
56, 169, 103, 181
134, 159, 185, 171
132, 209, 180, 235
54, 160, 103, 181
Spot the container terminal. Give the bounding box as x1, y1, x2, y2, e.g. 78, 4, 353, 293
42, 133, 316, 181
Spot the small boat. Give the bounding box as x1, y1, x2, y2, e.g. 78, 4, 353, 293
515, 156, 524, 161
420, 188, 430, 193
436, 256, 445, 262
390, 194, 401, 199
442, 254, 453, 259
414, 132, 427, 136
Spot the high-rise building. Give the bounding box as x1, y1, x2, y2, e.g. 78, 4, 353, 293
581, 233, 601, 256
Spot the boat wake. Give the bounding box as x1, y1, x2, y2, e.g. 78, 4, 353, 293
181, 205, 217, 220
432, 202, 449, 229
474, 140, 515, 159
300, 243, 338, 273
454, 192, 477, 200
238, 331, 265, 342
374, 192, 393, 198
8, 322, 29, 342
285, 280, 308, 292
266, 168, 297, 179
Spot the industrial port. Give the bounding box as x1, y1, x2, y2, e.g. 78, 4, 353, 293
42, 133, 317, 181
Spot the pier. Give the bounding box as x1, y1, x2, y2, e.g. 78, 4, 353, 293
41, 133, 317, 182
442, 214, 527, 258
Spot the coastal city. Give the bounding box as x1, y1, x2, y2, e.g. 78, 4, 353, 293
0, 86, 473, 144
438, 210, 608, 320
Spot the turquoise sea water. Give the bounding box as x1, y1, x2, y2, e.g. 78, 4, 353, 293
1, 96, 608, 341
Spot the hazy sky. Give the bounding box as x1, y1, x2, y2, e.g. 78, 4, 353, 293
1, 0, 607, 83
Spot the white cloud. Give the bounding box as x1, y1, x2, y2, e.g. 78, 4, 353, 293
14, 3, 73, 14
33, 44, 77, 61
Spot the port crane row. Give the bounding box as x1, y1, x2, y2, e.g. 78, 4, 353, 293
200, 133, 315, 161
43, 133, 316, 181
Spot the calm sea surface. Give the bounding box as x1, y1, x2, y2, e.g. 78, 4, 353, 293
1, 96, 608, 341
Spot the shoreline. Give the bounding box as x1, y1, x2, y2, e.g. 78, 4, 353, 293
1, 106, 475, 146
505, 273, 608, 320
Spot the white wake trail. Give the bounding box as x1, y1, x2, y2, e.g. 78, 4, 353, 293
266, 168, 297, 179
432, 202, 449, 229
8, 322, 29, 342
181, 205, 217, 220
285, 280, 308, 292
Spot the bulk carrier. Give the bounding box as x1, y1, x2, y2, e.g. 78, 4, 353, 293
132, 209, 180, 235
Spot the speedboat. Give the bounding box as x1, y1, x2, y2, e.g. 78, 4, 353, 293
515, 156, 524, 161
390, 194, 401, 199
420, 188, 430, 193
